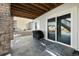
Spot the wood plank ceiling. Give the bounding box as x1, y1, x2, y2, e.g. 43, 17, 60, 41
11, 3, 63, 19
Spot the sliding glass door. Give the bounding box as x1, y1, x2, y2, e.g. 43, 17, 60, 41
57, 13, 71, 45
47, 13, 71, 45
48, 18, 56, 41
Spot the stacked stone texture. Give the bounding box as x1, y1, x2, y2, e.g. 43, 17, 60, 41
0, 4, 13, 55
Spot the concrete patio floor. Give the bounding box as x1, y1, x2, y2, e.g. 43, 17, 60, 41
11, 35, 52, 56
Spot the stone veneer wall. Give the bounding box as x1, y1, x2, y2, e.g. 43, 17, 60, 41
0, 4, 13, 55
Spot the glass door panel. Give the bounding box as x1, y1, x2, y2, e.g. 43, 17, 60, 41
48, 18, 56, 41
57, 13, 71, 45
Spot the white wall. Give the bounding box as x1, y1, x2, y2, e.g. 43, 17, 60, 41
13, 16, 33, 31
33, 19, 40, 30
34, 3, 79, 51
77, 5, 79, 51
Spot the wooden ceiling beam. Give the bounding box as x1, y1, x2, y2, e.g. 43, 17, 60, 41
45, 3, 63, 10
11, 8, 39, 17
11, 5, 42, 16
31, 3, 49, 11
11, 4, 42, 15
17, 3, 43, 14
51, 3, 63, 7
11, 10, 37, 19
12, 13, 35, 19
20, 3, 45, 13
41, 3, 52, 9
11, 3, 63, 19
11, 6, 32, 14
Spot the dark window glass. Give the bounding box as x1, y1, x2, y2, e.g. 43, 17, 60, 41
48, 18, 56, 41
57, 13, 71, 45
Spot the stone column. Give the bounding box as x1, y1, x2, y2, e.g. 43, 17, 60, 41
0, 3, 13, 55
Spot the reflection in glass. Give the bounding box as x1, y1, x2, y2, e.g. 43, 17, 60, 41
35, 22, 37, 30
57, 13, 71, 45
48, 18, 55, 41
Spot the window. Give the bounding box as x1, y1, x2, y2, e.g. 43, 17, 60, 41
57, 13, 71, 45
48, 18, 56, 41
47, 13, 71, 45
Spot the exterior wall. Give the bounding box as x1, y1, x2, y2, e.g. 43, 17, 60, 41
0, 4, 13, 55
34, 19, 40, 30
31, 20, 40, 30
13, 16, 33, 31
34, 4, 79, 51
77, 5, 79, 51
